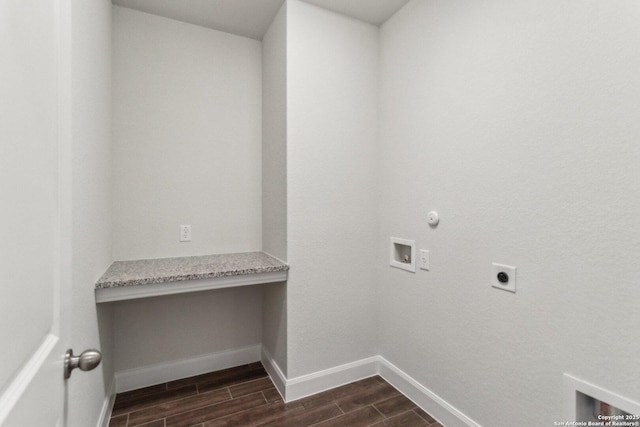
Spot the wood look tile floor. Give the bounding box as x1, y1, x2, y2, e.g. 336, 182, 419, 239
108, 362, 443, 427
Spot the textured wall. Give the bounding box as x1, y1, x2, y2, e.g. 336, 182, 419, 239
262, 2, 289, 376
111, 6, 263, 374
68, 0, 115, 425
112, 6, 262, 261
112, 288, 262, 371
378, 1, 640, 425
286, 0, 379, 378
262, 2, 288, 263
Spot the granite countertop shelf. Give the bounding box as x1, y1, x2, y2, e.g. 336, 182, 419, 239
95, 252, 288, 303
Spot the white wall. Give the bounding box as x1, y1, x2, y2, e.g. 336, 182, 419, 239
262, 3, 288, 263
68, 0, 114, 425
112, 288, 262, 371
104, 2, 640, 423
261, 2, 288, 376
378, 1, 640, 425
286, 0, 379, 378
111, 6, 264, 377
112, 5, 262, 261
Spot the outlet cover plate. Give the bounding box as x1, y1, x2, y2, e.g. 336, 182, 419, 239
180, 225, 192, 242
419, 249, 429, 270
492, 263, 516, 293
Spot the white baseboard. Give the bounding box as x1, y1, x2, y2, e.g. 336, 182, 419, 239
96, 379, 116, 427
285, 357, 379, 402
114, 344, 261, 393
112, 347, 480, 427
262, 353, 480, 427
260, 347, 287, 400
378, 356, 481, 427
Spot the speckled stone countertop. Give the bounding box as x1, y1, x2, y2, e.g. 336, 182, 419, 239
95, 252, 289, 289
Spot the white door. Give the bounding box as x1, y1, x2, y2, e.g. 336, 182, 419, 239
0, 0, 72, 425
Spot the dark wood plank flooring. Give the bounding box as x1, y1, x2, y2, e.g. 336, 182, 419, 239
109, 362, 443, 427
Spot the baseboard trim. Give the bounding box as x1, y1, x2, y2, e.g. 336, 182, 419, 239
265, 354, 480, 427
112, 348, 480, 426
114, 344, 261, 393
96, 379, 116, 427
260, 348, 287, 400
285, 357, 379, 402
378, 357, 481, 427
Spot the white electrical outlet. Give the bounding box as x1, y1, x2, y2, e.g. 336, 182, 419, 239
419, 249, 429, 270
492, 263, 516, 293
180, 225, 192, 242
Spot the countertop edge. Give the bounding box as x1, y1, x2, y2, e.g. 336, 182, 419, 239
94, 252, 289, 290
95, 270, 288, 303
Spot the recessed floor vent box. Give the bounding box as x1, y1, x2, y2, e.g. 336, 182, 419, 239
390, 237, 416, 273
564, 374, 640, 424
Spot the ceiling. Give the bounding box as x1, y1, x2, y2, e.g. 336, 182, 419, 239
299, 0, 409, 26
111, 0, 410, 40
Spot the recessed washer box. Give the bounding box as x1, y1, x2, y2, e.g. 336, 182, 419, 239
390, 237, 416, 272
564, 374, 640, 423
